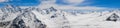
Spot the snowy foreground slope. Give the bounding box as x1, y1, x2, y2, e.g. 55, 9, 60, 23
0, 5, 120, 28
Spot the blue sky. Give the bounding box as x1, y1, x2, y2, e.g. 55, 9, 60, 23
0, 0, 120, 8
0, 0, 40, 6
56, 0, 120, 8
89, 0, 120, 8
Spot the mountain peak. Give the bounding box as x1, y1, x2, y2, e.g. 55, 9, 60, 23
49, 7, 57, 12
106, 13, 120, 22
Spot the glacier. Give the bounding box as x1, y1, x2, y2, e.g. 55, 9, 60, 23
0, 5, 120, 28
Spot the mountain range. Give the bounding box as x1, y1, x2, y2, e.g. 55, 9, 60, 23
0, 5, 120, 28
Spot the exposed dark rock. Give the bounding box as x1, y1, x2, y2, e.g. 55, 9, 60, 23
0, 21, 10, 27
10, 16, 26, 28
106, 13, 120, 22
51, 14, 57, 18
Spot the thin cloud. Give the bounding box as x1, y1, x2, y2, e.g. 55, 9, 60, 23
39, 0, 56, 9
54, 6, 109, 10
63, 0, 85, 5
0, 0, 9, 2
40, 0, 56, 4
38, 0, 110, 10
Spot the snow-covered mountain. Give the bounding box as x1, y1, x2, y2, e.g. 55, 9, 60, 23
0, 5, 120, 28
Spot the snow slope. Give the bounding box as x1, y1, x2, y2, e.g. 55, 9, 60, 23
65, 10, 120, 28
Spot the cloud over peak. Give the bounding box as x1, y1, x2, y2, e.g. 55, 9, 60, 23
39, 0, 111, 10
63, 0, 85, 5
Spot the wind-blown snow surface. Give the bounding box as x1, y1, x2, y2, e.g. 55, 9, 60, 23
0, 5, 120, 28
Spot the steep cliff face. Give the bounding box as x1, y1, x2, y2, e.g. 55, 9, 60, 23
8, 11, 46, 28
